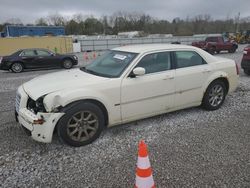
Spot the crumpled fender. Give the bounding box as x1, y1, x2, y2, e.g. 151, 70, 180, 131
43, 88, 111, 114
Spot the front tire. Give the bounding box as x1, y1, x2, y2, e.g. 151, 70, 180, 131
229, 46, 237, 53
57, 102, 105, 147
11, 62, 23, 73
62, 59, 73, 69
209, 47, 216, 55
202, 80, 226, 111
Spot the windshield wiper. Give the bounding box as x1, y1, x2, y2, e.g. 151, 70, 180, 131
80, 67, 108, 77
80, 67, 94, 74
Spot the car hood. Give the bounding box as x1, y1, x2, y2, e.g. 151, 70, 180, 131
2, 55, 11, 60
23, 68, 109, 100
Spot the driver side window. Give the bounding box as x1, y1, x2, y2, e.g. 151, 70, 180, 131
136, 52, 171, 74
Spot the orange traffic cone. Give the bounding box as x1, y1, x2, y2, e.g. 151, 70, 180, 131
83, 52, 89, 61
135, 140, 155, 188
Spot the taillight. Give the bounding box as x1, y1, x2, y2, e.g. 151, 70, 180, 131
235, 62, 239, 75
243, 48, 249, 55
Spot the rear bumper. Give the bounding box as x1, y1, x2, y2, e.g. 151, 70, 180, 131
228, 74, 239, 93
16, 108, 64, 143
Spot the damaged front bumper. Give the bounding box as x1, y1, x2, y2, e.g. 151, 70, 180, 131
16, 108, 64, 143
16, 85, 65, 143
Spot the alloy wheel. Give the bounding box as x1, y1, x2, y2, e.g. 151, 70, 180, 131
12, 63, 22, 73
208, 84, 224, 107
63, 60, 73, 69
66, 111, 99, 142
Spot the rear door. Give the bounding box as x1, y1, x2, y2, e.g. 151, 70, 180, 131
173, 51, 212, 108
216, 37, 225, 51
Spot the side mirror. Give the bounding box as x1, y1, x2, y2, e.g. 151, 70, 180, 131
132, 67, 145, 77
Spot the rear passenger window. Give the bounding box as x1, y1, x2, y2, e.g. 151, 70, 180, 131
136, 52, 171, 74
175, 51, 206, 68
21, 50, 36, 56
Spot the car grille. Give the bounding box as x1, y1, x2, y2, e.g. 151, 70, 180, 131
15, 92, 21, 112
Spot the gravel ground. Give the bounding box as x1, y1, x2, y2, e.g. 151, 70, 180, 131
0, 45, 250, 187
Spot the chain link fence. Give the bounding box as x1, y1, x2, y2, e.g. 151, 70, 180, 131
78, 35, 209, 51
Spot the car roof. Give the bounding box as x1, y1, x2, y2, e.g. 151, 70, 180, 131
113, 44, 201, 53
21, 48, 50, 51
113, 43, 218, 63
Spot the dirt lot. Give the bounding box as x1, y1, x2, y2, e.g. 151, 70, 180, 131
0, 45, 249, 187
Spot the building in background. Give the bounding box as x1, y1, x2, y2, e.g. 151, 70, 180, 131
118, 31, 141, 38
2, 25, 65, 37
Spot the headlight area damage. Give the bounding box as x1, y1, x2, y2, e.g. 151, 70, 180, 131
18, 93, 65, 143
27, 96, 46, 115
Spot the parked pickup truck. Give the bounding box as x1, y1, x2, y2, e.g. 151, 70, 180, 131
192, 36, 238, 55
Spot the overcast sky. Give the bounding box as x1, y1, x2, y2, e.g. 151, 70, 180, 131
0, 0, 249, 23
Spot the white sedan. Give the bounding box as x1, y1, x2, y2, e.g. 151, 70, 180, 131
15, 44, 239, 147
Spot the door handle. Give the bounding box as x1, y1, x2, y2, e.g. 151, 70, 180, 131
163, 75, 174, 80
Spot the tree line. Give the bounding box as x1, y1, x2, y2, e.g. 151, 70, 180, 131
0, 12, 250, 36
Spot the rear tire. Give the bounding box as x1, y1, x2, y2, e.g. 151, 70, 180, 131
11, 62, 23, 73
62, 59, 73, 69
202, 80, 226, 111
57, 102, 105, 147
244, 69, 250, 75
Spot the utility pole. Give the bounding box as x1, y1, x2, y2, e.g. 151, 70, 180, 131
235, 12, 240, 33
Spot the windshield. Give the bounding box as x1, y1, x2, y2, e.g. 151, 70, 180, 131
223, 36, 229, 42
82, 50, 138, 78
10, 50, 22, 56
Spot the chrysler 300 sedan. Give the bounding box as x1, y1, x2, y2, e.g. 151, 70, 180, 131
0, 48, 78, 73
15, 44, 239, 147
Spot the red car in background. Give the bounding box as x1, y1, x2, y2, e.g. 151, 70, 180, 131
192, 36, 238, 55
241, 45, 250, 75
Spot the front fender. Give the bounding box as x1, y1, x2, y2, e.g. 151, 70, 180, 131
43, 88, 122, 126
43, 88, 110, 113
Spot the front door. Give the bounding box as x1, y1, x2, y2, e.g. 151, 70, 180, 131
121, 51, 175, 122
35, 49, 59, 68
19, 49, 37, 68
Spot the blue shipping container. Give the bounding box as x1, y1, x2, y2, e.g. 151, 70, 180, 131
3, 25, 65, 37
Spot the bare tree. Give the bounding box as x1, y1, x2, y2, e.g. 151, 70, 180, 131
5, 18, 23, 25
47, 13, 66, 26
35, 18, 48, 26
1, 11, 250, 36
72, 13, 85, 23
